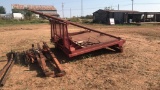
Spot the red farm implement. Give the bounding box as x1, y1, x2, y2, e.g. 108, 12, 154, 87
29, 10, 125, 58
0, 10, 126, 86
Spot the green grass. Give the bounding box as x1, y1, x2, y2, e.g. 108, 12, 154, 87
0, 19, 49, 26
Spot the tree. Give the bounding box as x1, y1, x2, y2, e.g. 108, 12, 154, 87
12, 9, 23, 13
85, 15, 93, 19
12, 8, 33, 20
24, 9, 33, 20
80, 15, 93, 19
104, 7, 114, 10
0, 6, 6, 14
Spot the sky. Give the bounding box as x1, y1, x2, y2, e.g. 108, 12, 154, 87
1, 0, 160, 18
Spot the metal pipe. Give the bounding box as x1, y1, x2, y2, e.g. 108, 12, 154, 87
0, 62, 12, 80
0, 60, 15, 86
0, 53, 15, 87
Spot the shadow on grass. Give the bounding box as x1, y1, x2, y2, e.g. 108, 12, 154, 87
0, 60, 7, 62
50, 47, 119, 64
13, 52, 46, 78
13, 47, 119, 78
15, 51, 61, 78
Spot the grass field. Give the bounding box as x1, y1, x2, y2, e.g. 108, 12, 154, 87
0, 19, 49, 27
0, 23, 160, 90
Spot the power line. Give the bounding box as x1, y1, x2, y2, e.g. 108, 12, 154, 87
57, 2, 160, 17
53, 1, 80, 5
135, 3, 160, 5
59, 3, 132, 11
58, 2, 160, 12
58, 7, 104, 11
120, 4, 132, 7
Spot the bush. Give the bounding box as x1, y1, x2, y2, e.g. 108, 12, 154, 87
81, 19, 92, 23
69, 17, 80, 22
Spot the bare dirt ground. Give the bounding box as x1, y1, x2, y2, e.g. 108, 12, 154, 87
0, 23, 160, 90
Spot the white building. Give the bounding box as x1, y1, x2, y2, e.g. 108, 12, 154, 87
12, 13, 24, 20
11, 4, 59, 18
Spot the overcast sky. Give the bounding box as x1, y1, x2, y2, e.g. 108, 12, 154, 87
1, 0, 160, 17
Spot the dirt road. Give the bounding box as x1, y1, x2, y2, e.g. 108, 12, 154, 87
0, 23, 160, 90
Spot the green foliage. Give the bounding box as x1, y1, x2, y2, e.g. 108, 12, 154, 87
69, 17, 80, 22
12, 9, 33, 20
12, 9, 24, 14
0, 19, 49, 26
104, 7, 114, 10
81, 19, 92, 23
24, 9, 33, 20
68, 15, 93, 23
81, 15, 93, 19
0, 6, 6, 14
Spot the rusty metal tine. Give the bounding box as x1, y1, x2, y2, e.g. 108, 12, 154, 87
36, 44, 46, 69
0, 52, 15, 86
36, 43, 53, 77
0, 58, 15, 86
0, 62, 11, 80
43, 42, 64, 72
37, 43, 42, 51
0, 59, 12, 80
42, 42, 50, 51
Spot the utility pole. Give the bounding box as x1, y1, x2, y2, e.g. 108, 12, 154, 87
118, 4, 119, 10
62, 3, 64, 18
81, 0, 83, 17
131, 0, 134, 11
70, 8, 72, 18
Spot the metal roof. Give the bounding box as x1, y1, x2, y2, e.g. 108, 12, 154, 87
12, 4, 57, 11
93, 9, 139, 13
94, 9, 160, 14
104, 10, 139, 13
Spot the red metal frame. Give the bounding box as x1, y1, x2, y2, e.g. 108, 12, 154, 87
29, 10, 126, 58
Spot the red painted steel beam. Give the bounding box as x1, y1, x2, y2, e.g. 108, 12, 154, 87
28, 9, 121, 39
42, 42, 66, 77
69, 39, 125, 57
